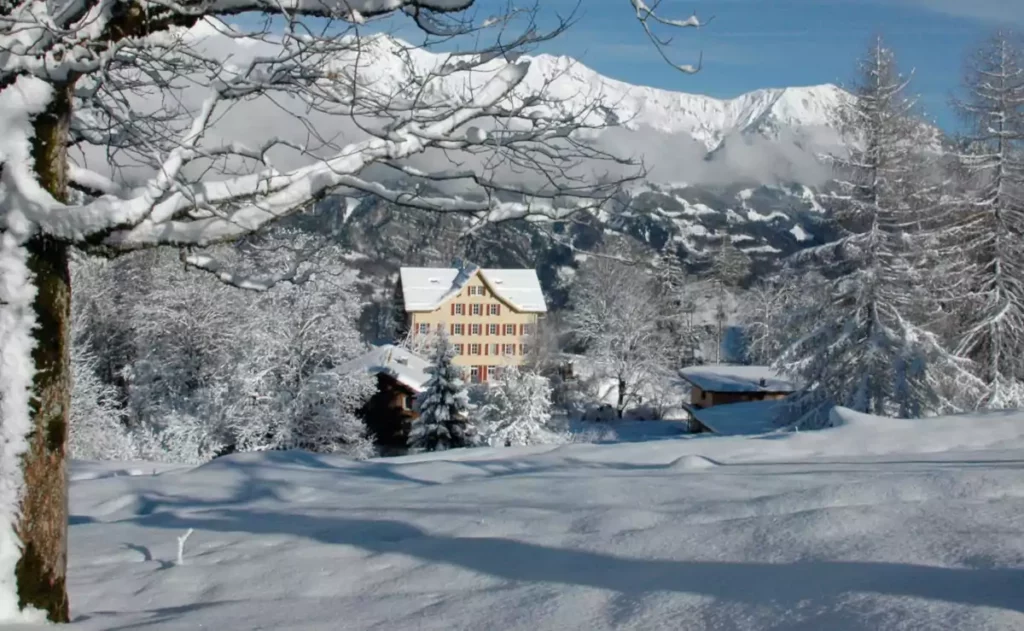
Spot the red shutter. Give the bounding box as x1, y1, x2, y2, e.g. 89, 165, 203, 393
484, 344, 489, 356
480, 366, 487, 382
520, 344, 525, 356
450, 324, 454, 335
497, 304, 502, 316
485, 324, 489, 336
450, 303, 455, 316
519, 324, 524, 336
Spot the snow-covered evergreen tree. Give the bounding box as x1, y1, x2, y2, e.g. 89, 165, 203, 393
479, 367, 558, 447
409, 332, 475, 452
709, 239, 751, 363
776, 38, 977, 427
654, 250, 705, 367
941, 32, 1024, 407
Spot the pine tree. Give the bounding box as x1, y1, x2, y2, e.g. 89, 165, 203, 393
480, 366, 556, 446
776, 38, 976, 427
709, 239, 751, 363
654, 250, 704, 367
942, 31, 1024, 407
409, 332, 475, 451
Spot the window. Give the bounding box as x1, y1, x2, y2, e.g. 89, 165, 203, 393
488, 324, 499, 336
470, 366, 480, 383
504, 324, 516, 336
454, 303, 466, 316
503, 344, 516, 356
454, 344, 464, 355
519, 344, 525, 356
451, 323, 465, 336
470, 343, 481, 355
469, 286, 485, 296
491, 343, 500, 356
418, 323, 429, 335
488, 304, 500, 316
402, 394, 414, 410
471, 323, 481, 336
487, 366, 498, 381
523, 323, 535, 336
471, 303, 482, 316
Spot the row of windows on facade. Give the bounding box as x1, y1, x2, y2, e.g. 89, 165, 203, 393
451, 343, 525, 357
418, 322, 535, 337
450, 302, 502, 316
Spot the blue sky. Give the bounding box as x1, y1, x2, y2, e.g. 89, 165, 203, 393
511, 0, 1024, 131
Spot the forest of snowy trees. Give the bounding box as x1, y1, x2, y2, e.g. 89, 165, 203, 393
735, 33, 1024, 427
69, 231, 377, 463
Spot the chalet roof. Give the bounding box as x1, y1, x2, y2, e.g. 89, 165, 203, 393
690, 399, 786, 436
340, 344, 432, 393
400, 265, 547, 313
680, 364, 797, 394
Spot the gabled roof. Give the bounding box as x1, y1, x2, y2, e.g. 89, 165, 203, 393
340, 345, 432, 393
399, 266, 547, 313
680, 364, 797, 394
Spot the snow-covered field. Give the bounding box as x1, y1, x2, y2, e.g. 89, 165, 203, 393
25, 408, 1024, 630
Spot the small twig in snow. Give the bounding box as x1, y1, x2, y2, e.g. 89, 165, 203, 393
176, 528, 195, 565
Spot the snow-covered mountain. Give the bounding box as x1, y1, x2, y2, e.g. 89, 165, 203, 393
341, 34, 851, 156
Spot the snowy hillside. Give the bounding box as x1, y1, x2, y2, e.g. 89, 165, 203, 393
41, 408, 1024, 630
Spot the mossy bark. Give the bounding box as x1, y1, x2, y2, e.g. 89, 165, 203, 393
15, 82, 72, 623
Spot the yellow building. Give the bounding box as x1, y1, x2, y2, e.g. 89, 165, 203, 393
398, 263, 547, 383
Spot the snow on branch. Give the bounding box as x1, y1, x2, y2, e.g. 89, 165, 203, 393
629, 0, 709, 74
0, 5, 644, 251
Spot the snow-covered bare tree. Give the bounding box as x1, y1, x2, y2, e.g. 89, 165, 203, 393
409, 331, 474, 452
565, 252, 672, 417
68, 341, 135, 461
220, 236, 376, 457
740, 276, 793, 366
0, 0, 711, 617
940, 31, 1024, 407
776, 38, 978, 428
479, 366, 557, 447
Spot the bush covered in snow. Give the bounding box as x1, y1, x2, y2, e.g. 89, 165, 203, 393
478, 366, 564, 446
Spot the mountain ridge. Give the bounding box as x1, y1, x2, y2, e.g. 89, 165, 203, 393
340, 33, 852, 154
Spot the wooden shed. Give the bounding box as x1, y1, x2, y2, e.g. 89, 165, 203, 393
680, 364, 797, 410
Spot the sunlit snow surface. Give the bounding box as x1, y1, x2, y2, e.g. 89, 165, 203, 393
26, 408, 1024, 630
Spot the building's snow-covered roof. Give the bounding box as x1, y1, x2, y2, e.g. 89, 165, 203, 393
680, 364, 797, 393
400, 266, 547, 313
690, 399, 786, 436
340, 345, 431, 393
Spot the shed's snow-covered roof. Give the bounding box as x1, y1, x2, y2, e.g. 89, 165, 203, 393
400, 266, 547, 313
690, 399, 786, 436
680, 364, 797, 393
340, 345, 431, 393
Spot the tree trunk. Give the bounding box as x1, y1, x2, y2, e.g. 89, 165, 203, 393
16, 83, 73, 622
616, 377, 626, 418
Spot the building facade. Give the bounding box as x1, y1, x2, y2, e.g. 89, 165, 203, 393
399, 264, 547, 383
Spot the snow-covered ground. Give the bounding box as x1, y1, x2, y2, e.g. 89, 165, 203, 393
24, 408, 1024, 630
